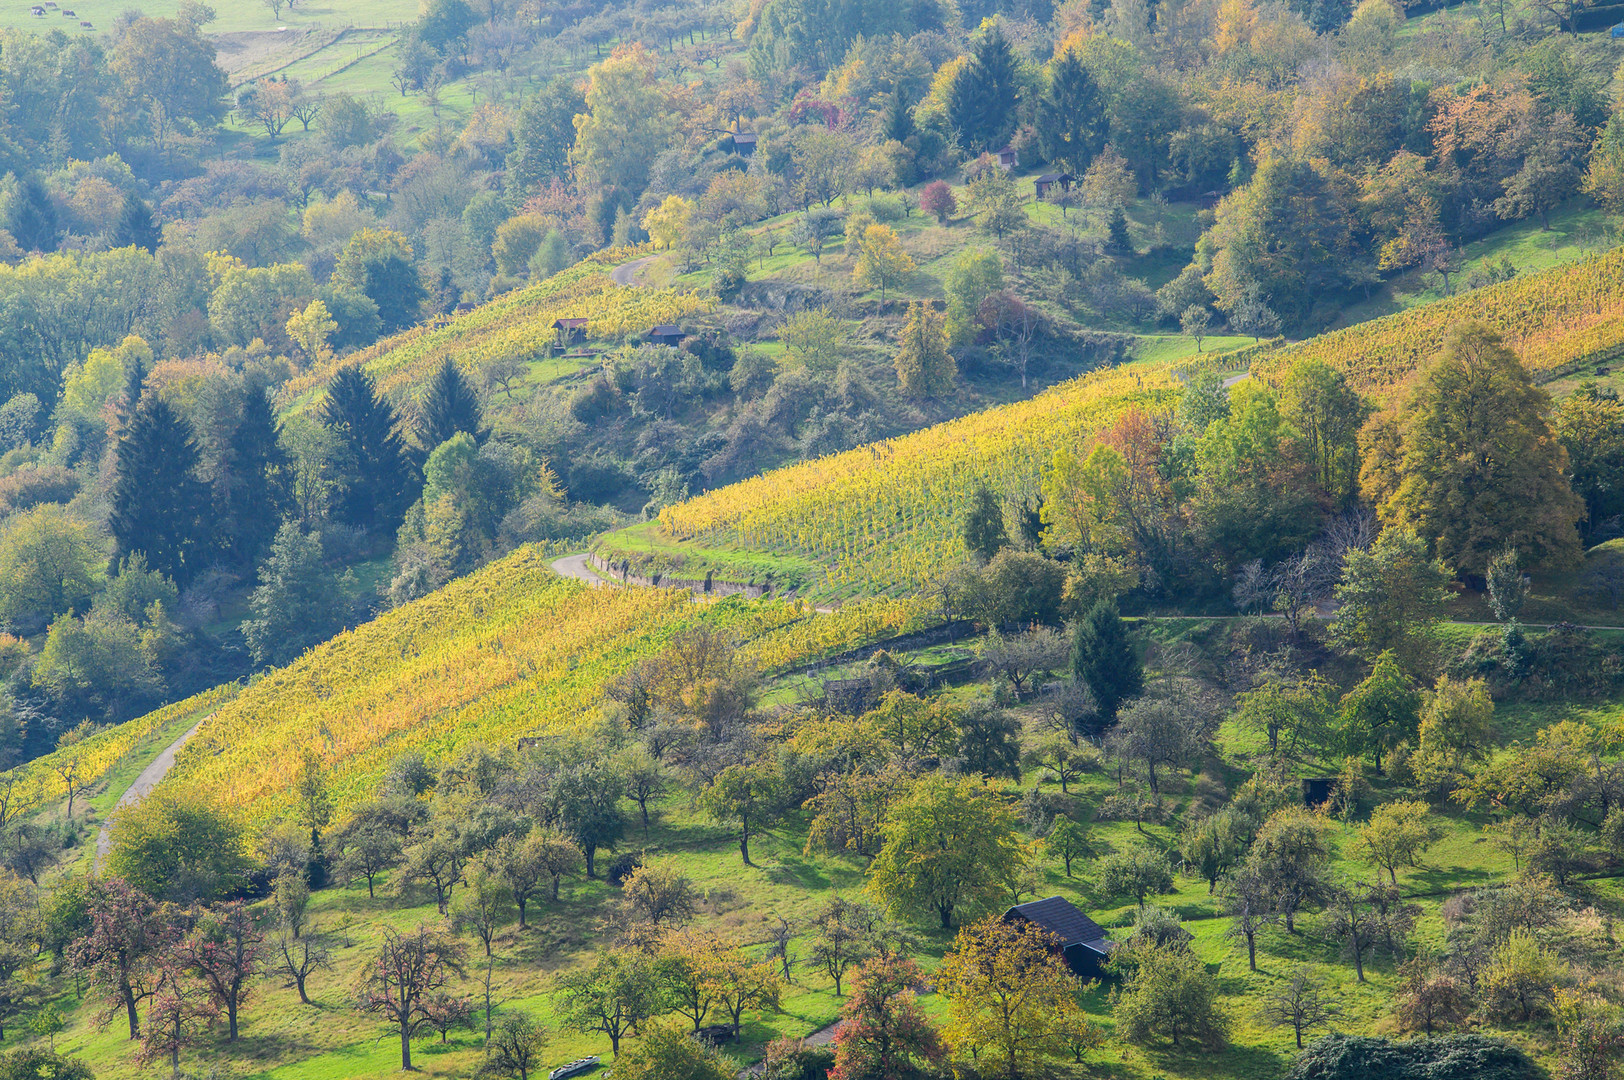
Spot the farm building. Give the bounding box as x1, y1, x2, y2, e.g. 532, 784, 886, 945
1003, 896, 1119, 979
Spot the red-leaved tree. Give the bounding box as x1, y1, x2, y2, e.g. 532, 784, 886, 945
921, 181, 957, 224
181, 900, 263, 1041
68, 877, 173, 1039
829, 956, 944, 1080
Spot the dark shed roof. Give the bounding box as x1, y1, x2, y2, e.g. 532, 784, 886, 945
650, 324, 684, 335
554, 317, 588, 329
732, 132, 757, 145
1006, 897, 1109, 945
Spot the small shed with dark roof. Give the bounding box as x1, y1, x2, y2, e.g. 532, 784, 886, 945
649, 324, 687, 347
728, 131, 757, 157
995, 145, 1018, 170
553, 317, 588, 345
1035, 172, 1075, 198
1003, 896, 1119, 979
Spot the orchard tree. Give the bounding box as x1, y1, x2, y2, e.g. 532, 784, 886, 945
894, 302, 956, 399
867, 775, 1022, 929
483, 1013, 550, 1080
854, 224, 914, 302
1337, 653, 1422, 776
182, 902, 262, 1042
1100, 844, 1174, 909
699, 760, 785, 867
68, 877, 172, 1039
921, 180, 957, 223
1329, 527, 1453, 672
829, 956, 945, 1080
1354, 800, 1440, 884
1258, 966, 1340, 1049
553, 948, 660, 1057
356, 925, 469, 1072
937, 916, 1099, 1078
1112, 942, 1229, 1049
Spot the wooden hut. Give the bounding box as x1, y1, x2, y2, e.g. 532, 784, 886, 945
1003, 896, 1119, 979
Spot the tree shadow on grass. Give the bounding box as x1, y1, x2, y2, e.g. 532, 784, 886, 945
763, 854, 833, 891
1136, 1040, 1290, 1080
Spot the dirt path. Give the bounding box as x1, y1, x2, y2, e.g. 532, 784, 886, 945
738, 1019, 841, 1077
610, 255, 656, 286
1222, 372, 1250, 388
95, 716, 210, 867
551, 552, 610, 587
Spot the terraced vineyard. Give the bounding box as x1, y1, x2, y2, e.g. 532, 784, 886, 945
623, 364, 1184, 596
1258, 246, 1624, 395
278, 246, 712, 406
159, 547, 922, 823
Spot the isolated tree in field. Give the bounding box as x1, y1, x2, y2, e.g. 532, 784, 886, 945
1329, 527, 1452, 672
1320, 883, 1378, 982
453, 867, 515, 957
1181, 305, 1213, 351
962, 483, 1008, 563
1373, 321, 1583, 577
621, 859, 698, 927
356, 925, 468, 1072
1072, 601, 1142, 724
553, 948, 660, 1057
1259, 966, 1340, 1049
1337, 652, 1422, 776
1394, 954, 1470, 1035
829, 955, 945, 1080
1048, 818, 1094, 877
110, 392, 211, 585
330, 814, 403, 898
181, 901, 262, 1042
779, 307, 847, 373
276, 933, 331, 1007
1233, 675, 1335, 756
854, 224, 914, 302
419, 358, 488, 449
1223, 862, 1275, 971
548, 761, 625, 877
867, 774, 1021, 929
1100, 843, 1174, 909
810, 897, 877, 997
700, 760, 785, 867
69, 877, 171, 1039
137, 970, 217, 1080
921, 180, 957, 223
938, 916, 1099, 1078
1244, 807, 1330, 933
893, 302, 955, 398
1483, 928, 1564, 1023
1112, 942, 1229, 1049
1181, 809, 1247, 893
480, 1013, 549, 1080
791, 207, 841, 262
1354, 800, 1440, 884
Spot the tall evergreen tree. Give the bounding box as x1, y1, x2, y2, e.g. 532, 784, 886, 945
1036, 50, 1107, 175
1072, 601, 1142, 724
110, 393, 213, 585
114, 194, 161, 253
217, 383, 292, 570
321, 367, 418, 533
947, 25, 1021, 154
417, 359, 488, 450
881, 88, 916, 145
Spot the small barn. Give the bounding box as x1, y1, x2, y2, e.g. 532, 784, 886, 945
553, 317, 588, 346
1034, 172, 1075, 199
649, 324, 687, 347
995, 144, 1018, 171
1004, 896, 1118, 980
728, 131, 757, 157
1302, 776, 1339, 808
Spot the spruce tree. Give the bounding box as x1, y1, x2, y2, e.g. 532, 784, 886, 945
1072, 601, 1143, 724
947, 24, 1020, 153
881, 88, 916, 145
109, 393, 213, 585
322, 367, 418, 533
114, 194, 161, 254
1036, 50, 1107, 175
417, 359, 488, 451
962, 483, 1009, 562
218, 384, 292, 570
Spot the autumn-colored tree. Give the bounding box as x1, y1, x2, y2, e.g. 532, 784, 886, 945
68, 877, 173, 1040
853, 224, 914, 302
867, 775, 1022, 929
1375, 322, 1582, 577
180, 901, 262, 1041
893, 302, 955, 398
355, 925, 468, 1071
572, 46, 677, 198
829, 956, 945, 1080
920, 180, 957, 223
1353, 801, 1440, 884
937, 916, 1100, 1078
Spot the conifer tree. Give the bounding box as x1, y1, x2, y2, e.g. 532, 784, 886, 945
321, 367, 417, 533
417, 359, 488, 451
110, 393, 212, 585
115, 194, 161, 254
1036, 49, 1107, 175
1072, 601, 1142, 724
881, 88, 915, 145
218, 384, 292, 570
894, 302, 956, 399
947, 25, 1020, 154
962, 484, 1008, 563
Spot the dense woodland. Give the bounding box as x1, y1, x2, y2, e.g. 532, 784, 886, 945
0, 0, 1621, 1076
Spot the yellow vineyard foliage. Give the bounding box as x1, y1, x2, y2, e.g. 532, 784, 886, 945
0, 684, 237, 819
279, 246, 710, 407
1258, 248, 1624, 395
159, 548, 917, 822
654, 365, 1183, 594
